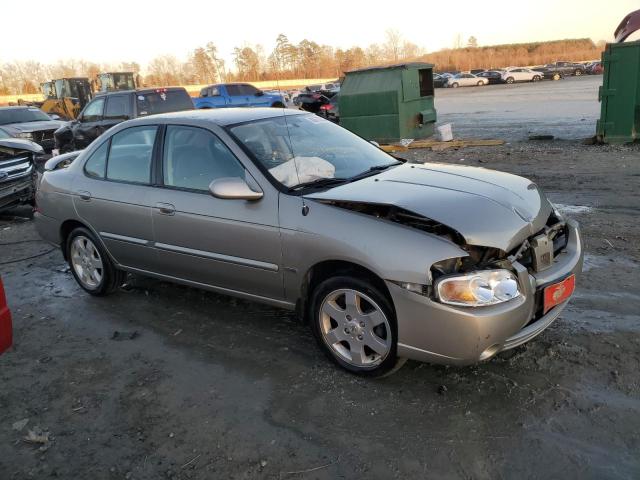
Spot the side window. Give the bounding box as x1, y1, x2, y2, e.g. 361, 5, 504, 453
106, 126, 157, 184
84, 141, 109, 178
240, 84, 260, 96
209, 86, 220, 96
226, 85, 242, 96
162, 125, 244, 191
80, 98, 105, 123
104, 95, 132, 121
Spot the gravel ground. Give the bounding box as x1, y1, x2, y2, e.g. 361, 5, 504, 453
1, 140, 639, 479
436, 75, 602, 141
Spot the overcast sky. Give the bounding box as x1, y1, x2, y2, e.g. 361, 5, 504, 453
1, 0, 636, 69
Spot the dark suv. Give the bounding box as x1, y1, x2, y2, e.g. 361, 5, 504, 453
54, 87, 194, 153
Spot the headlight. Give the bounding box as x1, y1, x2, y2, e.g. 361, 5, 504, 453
436, 269, 520, 307
16, 132, 33, 139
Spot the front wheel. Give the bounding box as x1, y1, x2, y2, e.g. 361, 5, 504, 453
310, 276, 405, 377
451, 82, 459, 88
271, 101, 285, 108
67, 227, 124, 296
552, 73, 561, 81
575, 69, 582, 76
477, 80, 484, 86
506, 77, 515, 84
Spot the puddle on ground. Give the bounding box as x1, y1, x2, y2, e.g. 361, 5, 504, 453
582, 254, 612, 272
555, 204, 593, 215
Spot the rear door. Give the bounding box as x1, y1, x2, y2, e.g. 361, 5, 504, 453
147, 124, 284, 299
72, 125, 159, 271
73, 97, 105, 149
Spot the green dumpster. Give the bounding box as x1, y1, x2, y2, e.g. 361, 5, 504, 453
596, 40, 640, 143
339, 62, 437, 143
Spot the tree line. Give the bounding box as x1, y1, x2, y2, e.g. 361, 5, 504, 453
0, 33, 604, 95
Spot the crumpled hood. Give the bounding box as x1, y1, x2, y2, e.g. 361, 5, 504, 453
0, 138, 44, 154
2, 120, 64, 134
307, 162, 553, 252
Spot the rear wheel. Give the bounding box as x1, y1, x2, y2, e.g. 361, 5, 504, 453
310, 276, 405, 377
506, 77, 515, 84
477, 80, 484, 86
67, 227, 124, 296
574, 69, 582, 76
552, 73, 561, 81
451, 82, 459, 88
532, 75, 541, 82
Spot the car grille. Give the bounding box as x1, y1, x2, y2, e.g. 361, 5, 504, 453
0, 154, 33, 182
32, 129, 56, 143
511, 214, 568, 273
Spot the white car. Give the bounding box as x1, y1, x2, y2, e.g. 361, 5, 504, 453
501, 68, 543, 84
446, 73, 489, 88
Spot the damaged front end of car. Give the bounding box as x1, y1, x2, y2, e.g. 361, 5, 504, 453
0, 139, 43, 212
315, 196, 582, 364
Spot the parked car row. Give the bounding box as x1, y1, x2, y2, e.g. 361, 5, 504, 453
435, 60, 603, 88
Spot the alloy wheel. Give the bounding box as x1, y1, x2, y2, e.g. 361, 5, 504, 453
319, 289, 392, 368
70, 235, 103, 289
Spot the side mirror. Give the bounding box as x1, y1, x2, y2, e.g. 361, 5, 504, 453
44, 151, 81, 171
369, 140, 380, 148
201, 91, 208, 97
209, 177, 263, 201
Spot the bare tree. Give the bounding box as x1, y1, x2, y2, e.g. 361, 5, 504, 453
383, 29, 403, 62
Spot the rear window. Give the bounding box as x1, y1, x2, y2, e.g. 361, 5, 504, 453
136, 90, 193, 117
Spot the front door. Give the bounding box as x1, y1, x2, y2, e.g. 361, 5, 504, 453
225, 84, 251, 107
148, 124, 283, 300
72, 125, 159, 271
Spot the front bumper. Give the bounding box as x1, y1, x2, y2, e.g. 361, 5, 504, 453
0, 174, 35, 211
391, 219, 583, 365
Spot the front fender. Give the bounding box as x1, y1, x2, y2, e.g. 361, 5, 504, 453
279, 196, 468, 303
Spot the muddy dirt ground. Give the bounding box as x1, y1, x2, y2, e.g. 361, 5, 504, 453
1, 141, 639, 479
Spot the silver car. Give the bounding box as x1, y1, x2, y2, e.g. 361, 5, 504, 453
35, 109, 583, 376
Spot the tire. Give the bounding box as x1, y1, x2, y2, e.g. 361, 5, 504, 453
66, 227, 124, 296
477, 81, 484, 86
309, 276, 405, 377
506, 77, 515, 84
552, 73, 561, 81
574, 69, 582, 76
271, 102, 285, 108
532, 75, 541, 82
451, 82, 459, 88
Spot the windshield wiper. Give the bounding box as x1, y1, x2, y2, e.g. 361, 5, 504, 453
288, 177, 349, 192
348, 161, 402, 181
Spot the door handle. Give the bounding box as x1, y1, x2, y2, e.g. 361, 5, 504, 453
77, 190, 92, 201
155, 202, 175, 215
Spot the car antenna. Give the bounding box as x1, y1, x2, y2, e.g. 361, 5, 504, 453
275, 75, 307, 215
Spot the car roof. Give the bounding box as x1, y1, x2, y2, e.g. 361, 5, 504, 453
0, 106, 38, 111
126, 107, 309, 127
94, 87, 188, 97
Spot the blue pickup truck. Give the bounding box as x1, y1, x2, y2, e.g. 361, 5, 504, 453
192, 83, 286, 109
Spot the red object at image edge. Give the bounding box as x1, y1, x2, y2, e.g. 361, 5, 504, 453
0, 278, 13, 354
543, 274, 576, 314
